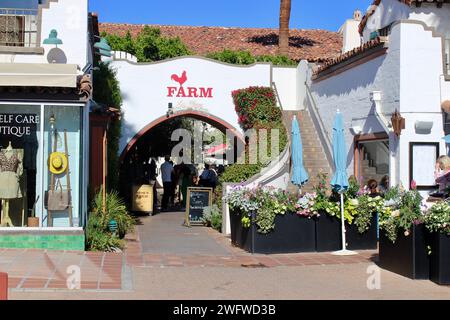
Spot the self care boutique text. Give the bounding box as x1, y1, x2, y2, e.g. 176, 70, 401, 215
0, 114, 39, 138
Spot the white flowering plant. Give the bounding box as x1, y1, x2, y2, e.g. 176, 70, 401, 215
424, 201, 450, 235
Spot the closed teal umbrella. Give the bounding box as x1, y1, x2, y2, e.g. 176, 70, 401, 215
331, 110, 356, 256
291, 115, 309, 191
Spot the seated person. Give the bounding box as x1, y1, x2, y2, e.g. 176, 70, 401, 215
367, 179, 381, 198
434, 155, 450, 197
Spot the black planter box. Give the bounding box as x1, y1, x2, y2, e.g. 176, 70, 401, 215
379, 224, 430, 280
316, 214, 378, 252
315, 214, 341, 252
429, 232, 450, 285
346, 215, 378, 250
229, 210, 316, 254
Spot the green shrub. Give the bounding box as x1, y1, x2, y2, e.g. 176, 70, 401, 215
86, 189, 135, 252
206, 49, 296, 66
93, 62, 122, 191
104, 26, 191, 62
220, 164, 263, 183
86, 212, 124, 252
202, 205, 222, 231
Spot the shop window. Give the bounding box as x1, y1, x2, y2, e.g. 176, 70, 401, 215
0, 104, 83, 228
0, 106, 41, 227
43, 106, 82, 228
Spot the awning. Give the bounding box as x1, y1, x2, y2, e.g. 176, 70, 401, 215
0, 63, 78, 88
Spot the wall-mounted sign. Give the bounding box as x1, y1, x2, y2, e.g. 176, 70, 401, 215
409, 142, 440, 190
0, 114, 39, 138
167, 71, 214, 98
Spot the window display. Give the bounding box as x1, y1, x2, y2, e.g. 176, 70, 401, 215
0, 104, 83, 228
0, 106, 40, 227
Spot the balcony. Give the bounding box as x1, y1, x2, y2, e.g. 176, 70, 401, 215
0, 8, 41, 52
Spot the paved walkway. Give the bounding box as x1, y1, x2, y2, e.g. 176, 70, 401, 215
1, 211, 449, 299
0, 249, 122, 290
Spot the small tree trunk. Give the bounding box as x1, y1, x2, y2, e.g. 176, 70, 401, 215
279, 0, 292, 56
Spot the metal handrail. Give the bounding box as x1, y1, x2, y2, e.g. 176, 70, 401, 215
304, 82, 334, 168
271, 81, 283, 110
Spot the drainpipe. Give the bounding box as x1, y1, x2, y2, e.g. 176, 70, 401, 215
370, 91, 400, 187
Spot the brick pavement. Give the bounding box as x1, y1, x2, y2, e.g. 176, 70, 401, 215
0, 213, 379, 293
0, 249, 122, 290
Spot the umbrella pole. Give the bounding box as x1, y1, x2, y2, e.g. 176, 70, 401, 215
332, 192, 358, 256
340, 193, 346, 250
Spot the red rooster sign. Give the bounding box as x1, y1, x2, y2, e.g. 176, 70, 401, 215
171, 71, 187, 87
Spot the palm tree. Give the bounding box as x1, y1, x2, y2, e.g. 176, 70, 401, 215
279, 0, 292, 56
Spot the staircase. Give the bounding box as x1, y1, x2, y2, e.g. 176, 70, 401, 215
282, 110, 332, 194
360, 159, 385, 184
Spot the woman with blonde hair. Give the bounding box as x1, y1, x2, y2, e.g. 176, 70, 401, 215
434, 155, 450, 194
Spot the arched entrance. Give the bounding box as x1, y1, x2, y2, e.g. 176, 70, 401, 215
118, 110, 244, 215
120, 109, 244, 162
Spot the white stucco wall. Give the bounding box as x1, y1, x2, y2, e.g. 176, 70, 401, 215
363, 0, 450, 41
110, 56, 274, 153
310, 21, 447, 190
397, 22, 446, 186
310, 24, 402, 177
272, 66, 298, 110
0, 0, 89, 69
341, 19, 362, 53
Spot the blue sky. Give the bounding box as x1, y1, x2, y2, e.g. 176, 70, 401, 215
89, 0, 373, 31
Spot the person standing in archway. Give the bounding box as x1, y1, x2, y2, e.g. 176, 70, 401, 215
161, 155, 174, 212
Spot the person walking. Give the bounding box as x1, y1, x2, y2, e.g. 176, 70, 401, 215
161, 155, 174, 212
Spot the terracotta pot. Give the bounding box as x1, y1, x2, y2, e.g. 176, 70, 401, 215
27, 217, 40, 228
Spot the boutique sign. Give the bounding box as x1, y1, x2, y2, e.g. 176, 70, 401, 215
0, 114, 39, 138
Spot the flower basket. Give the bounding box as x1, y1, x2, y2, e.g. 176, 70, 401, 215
379, 224, 430, 280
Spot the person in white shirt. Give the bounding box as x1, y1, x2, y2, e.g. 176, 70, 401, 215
160, 155, 174, 211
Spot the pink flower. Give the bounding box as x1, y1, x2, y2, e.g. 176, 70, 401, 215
411, 180, 417, 190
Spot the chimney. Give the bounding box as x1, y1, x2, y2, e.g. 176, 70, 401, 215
339, 10, 363, 54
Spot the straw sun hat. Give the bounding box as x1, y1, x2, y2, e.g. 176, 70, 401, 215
48, 152, 68, 175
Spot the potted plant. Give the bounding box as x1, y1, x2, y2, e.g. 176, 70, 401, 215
379, 187, 429, 280
424, 201, 450, 285
27, 196, 40, 227
314, 175, 381, 251
226, 187, 316, 254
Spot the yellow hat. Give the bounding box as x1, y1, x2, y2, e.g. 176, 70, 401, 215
48, 152, 68, 175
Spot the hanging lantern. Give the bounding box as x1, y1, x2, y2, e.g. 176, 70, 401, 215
441, 100, 450, 114
391, 109, 405, 137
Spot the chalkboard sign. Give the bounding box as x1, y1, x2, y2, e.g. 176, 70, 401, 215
185, 187, 213, 226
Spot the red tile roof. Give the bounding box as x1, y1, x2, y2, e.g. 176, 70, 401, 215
99, 23, 343, 63
313, 37, 388, 78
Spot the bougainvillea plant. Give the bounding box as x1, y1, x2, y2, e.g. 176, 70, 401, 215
231, 86, 281, 130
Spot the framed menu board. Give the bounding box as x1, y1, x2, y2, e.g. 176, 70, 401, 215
185, 187, 212, 226
409, 142, 440, 190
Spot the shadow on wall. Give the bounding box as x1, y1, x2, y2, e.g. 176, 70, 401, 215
312, 55, 386, 97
